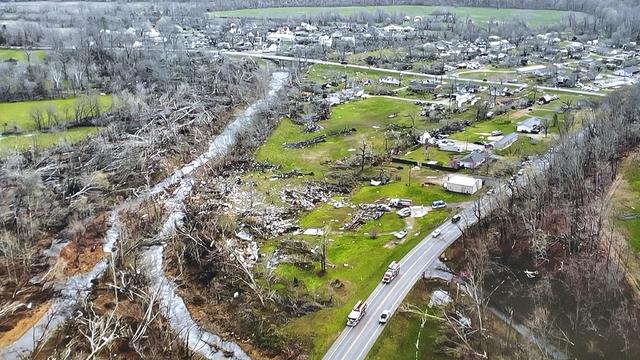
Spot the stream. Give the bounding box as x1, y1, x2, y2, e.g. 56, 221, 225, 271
0, 71, 289, 360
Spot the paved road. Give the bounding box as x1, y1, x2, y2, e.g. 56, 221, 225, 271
222, 51, 606, 97
322, 162, 542, 360
323, 193, 503, 360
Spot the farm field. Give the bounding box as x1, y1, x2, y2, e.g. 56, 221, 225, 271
0, 126, 98, 154
211, 5, 583, 27
0, 95, 113, 132
0, 48, 46, 62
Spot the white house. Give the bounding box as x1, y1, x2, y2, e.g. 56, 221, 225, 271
380, 76, 401, 86
437, 140, 464, 153
444, 175, 483, 194
517, 117, 542, 133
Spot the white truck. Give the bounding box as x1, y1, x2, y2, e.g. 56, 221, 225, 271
382, 261, 400, 283
347, 301, 367, 326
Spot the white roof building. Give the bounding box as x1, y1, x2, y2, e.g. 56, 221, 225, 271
444, 175, 483, 194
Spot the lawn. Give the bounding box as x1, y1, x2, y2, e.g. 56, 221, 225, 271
346, 48, 407, 65
255, 97, 427, 176
280, 210, 450, 359
0, 95, 112, 132
403, 146, 458, 165
351, 180, 468, 205
495, 136, 551, 158
367, 280, 450, 360
448, 113, 522, 143
0, 49, 46, 62
0, 127, 98, 154
211, 5, 582, 27
615, 155, 640, 252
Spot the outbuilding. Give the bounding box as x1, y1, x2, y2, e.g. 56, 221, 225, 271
444, 175, 483, 194
491, 132, 519, 150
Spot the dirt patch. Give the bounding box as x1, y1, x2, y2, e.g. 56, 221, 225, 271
58, 240, 105, 277
0, 300, 52, 347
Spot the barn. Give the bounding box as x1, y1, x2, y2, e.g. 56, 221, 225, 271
444, 175, 483, 194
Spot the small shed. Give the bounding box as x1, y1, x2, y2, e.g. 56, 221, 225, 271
444, 175, 483, 194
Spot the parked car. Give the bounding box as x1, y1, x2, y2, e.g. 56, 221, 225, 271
517, 169, 524, 176
393, 230, 408, 239
432, 200, 447, 209
397, 208, 412, 218
432, 229, 442, 238
379, 310, 391, 324
451, 214, 462, 223
491, 130, 503, 136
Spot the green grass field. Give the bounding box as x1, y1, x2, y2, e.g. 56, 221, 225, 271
255, 97, 429, 176
0, 49, 46, 62
280, 210, 450, 359
0, 95, 112, 132
615, 156, 640, 251
211, 5, 582, 27
255, 90, 470, 357
367, 280, 449, 360
0, 127, 98, 154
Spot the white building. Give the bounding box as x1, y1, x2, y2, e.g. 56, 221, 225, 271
444, 175, 483, 194
380, 76, 401, 86
516, 117, 542, 133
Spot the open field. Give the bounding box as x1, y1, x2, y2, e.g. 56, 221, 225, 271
280, 209, 451, 359
0, 126, 98, 154
211, 6, 581, 27
367, 280, 449, 360
253, 90, 472, 358
0, 48, 46, 62
255, 96, 431, 176
613, 153, 640, 251
0, 95, 112, 132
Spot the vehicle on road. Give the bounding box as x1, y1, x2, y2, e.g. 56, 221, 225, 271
382, 261, 400, 283
517, 169, 524, 176
431, 200, 447, 209
378, 310, 391, 324
432, 229, 442, 238
347, 301, 367, 326
451, 214, 462, 223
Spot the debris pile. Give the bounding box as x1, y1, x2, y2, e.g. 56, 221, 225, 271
283, 128, 356, 149
271, 169, 314, 179
284, 135, 327, 149
241, 209, 299, 238
343, 204, 387, 230
280, 186, 331, 210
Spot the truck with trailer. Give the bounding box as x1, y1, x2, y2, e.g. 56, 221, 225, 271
382, 261, 400, 283
347, 301, 367, 326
